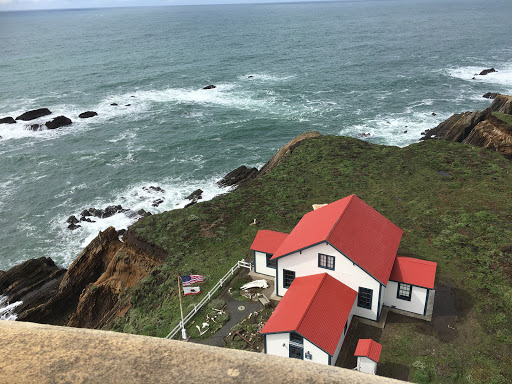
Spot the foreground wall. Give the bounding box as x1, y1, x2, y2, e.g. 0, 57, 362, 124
0, 321, 406, 384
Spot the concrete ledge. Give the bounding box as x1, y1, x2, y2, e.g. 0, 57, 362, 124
0, 321, 406, 383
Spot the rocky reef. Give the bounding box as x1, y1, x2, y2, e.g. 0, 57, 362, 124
422, 94, 512, 159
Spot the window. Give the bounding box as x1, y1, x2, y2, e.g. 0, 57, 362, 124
318, 253, 335, 270
290, 332, 303, 345
283, 269, 295, 288
397, 283, 412, 301
266, 253, 276, 269
357, 287, 373, 309
289, 332, 303, 359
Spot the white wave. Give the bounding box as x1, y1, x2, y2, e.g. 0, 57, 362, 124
240, 73, 296, 82
344, 110, 450, 148
447, 65, 512, 91
48, 174, 227, 267
0, 296, 22, 321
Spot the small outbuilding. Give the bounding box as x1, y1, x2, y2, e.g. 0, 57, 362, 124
354, 339, 382, 375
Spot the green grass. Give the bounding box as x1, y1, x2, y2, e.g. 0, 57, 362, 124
112, 136, 512, 382
492, 112, 512, 128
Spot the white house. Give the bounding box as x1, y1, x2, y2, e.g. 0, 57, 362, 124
251, 194, 437, 365
354, 339, 382, 375
261, 273, 357, 366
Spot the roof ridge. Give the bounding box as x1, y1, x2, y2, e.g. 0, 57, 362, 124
325, 194, 356, 241
296, 273, 328, 333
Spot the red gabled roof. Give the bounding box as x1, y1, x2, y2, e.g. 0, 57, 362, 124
261, 273, 357, 356
354, 339, 382, 363
271, 195, 403, 285
389, 256, 437, 289
250, 230, 288, 254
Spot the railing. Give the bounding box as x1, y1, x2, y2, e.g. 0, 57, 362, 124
165, 259, 252, 340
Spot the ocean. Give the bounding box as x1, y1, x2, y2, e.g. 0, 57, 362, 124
0, 0, 511, 274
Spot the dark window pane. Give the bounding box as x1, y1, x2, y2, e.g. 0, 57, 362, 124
357, 287, 372, 309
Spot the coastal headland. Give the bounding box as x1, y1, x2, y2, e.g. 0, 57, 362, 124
1, 99, 512, 382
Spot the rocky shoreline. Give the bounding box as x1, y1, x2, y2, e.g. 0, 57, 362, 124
2, 91, 511, 326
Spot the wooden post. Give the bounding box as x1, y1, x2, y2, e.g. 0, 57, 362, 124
177, 273, 187, 340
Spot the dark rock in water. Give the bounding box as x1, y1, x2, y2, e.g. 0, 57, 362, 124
130, 95, 136, 98
103, 205, 125, 218
68, 223, 81, 230
80, 217, 95, 223
125, 104, 131, 107
78, 111, 98, 119
184, 201, 197, 208
403, 130, 408, 134
0, 116, 16, 124
248, 75, 254, 78
186, 189, 203, 201
358, 132, 371, 138
472, 77, 476, 80
88, 208, 105, 218
27, 124, 42, 131
152, 199, 164, 207
202, 85, 216, 90
137, 209, 152, 217
479, 68, 497, 76
81, 209, 92, 217
0, 257, 65, 306
431, 112, 437, 116
45, 116, 72, 129
16, 108, 52, 121
66, 215, 79, 225
217, 165, 258, 188
111, 103, 118, 106
144, 186, 165, 193
483, 92, 499, 99
117, 229, 127, 237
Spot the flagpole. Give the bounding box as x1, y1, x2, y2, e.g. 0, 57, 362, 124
177, 273, 187, 340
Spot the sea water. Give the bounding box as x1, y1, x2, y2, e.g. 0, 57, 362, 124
0, 0, 511, 272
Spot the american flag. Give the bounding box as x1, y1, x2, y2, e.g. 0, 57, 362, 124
180, 274, 203, 286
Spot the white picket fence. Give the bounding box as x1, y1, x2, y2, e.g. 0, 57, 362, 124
165, 259, 252, 340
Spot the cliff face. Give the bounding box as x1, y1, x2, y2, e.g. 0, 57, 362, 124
2, 226, 166, 329
422, 95, 512, 159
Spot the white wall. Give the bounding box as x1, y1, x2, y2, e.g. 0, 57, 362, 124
303, 339, 329, 365
357, 356, 377, 375
331, 301, 356, 365
382, 281, 428, 315
254, 251, 277, 277
265, 333, 289, 358
276, 242, 381, 321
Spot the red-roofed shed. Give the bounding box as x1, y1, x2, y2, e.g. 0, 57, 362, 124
251, 230, 288, 277
355, 339, 382, 375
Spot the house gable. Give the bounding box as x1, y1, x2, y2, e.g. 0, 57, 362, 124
270, 195, 403, 285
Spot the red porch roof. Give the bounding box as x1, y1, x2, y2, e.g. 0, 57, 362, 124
271, 195, 403, 285
261, 273, 357, 356
354, 339, 382, 363
250, 230, 288, 255
389, 256, 437, 289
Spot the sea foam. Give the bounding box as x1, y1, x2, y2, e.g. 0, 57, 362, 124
0, 296, 22, 321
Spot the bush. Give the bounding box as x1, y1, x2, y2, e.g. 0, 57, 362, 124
413, 369, 430, 384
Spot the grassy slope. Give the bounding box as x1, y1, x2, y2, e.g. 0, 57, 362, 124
113, 136, 512, 383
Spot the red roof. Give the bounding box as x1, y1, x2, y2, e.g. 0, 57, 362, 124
250, 230, 288, 254
354, 339, 382, 362
389, 256, 437, 289
261, 273, 357, 355
271, 195, 403, 285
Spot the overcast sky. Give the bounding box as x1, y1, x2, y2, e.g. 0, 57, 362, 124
1, 0, 337, 12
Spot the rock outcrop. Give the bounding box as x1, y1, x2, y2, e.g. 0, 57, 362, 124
217, 165, 258, 188
202, 85, 216, 90
15, 108, 52, 121
0, 117, 16, 124
4, 226, 166, 329
79, 111, 98, 118
45, 115, 72, 129
421, 95, 512, 159
0, 258, 65, 307
483, 92, 500, 99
